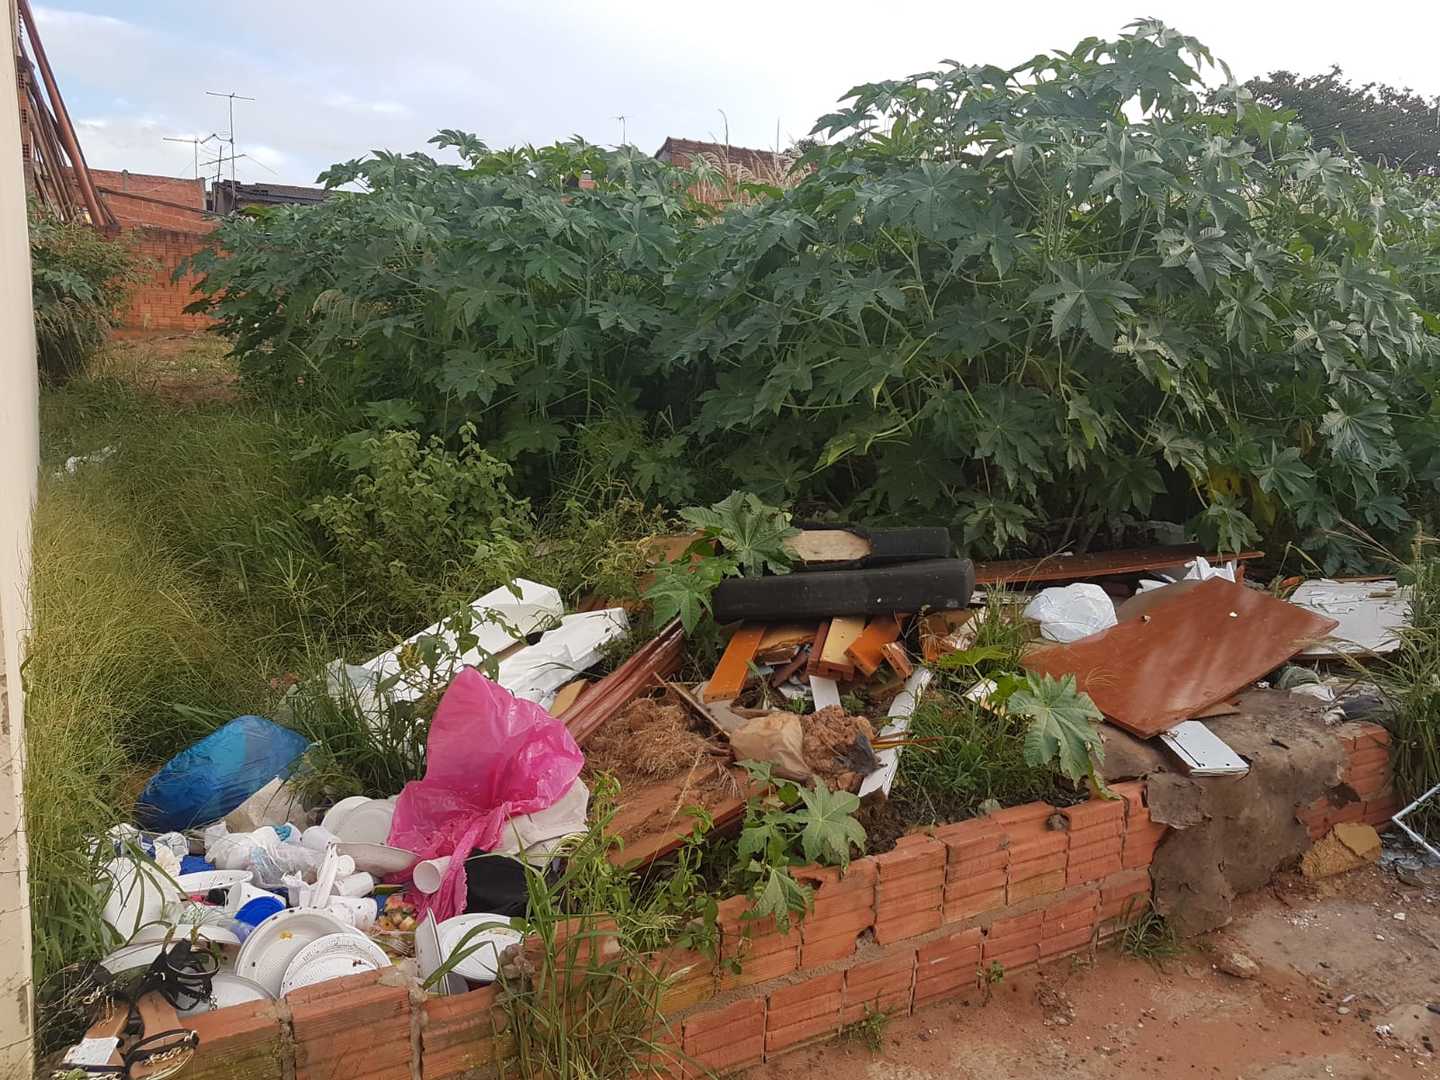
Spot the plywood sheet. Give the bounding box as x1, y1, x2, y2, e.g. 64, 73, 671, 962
1022, 578, 1338, 738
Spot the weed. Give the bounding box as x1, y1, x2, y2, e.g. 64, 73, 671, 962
979, 960, 1005, 1005
1379, 542, 1440, 837
1117, 902, 1183, 966
840, 1007, 890, 1053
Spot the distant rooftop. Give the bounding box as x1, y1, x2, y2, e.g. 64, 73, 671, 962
654, 137, 791, 174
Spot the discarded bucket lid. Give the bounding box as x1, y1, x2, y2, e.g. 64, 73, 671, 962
235, 895, 285, 927
279, 932, 391, 997
436, 913, 523, 984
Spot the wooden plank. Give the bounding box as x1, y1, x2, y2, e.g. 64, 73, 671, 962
702, 623, 767, 702
607, 766, 759, 867
805, 621, 831, 676
549, 678, 588, 717
566, 621, 685, 747
756, 622, 818, 664
783, 530, 871, 564
812, 615, 865, 681
880, 640, 913, 678
1022, 578, 1337, 737
974, 545, 1264, 587
844, 614, 904, 677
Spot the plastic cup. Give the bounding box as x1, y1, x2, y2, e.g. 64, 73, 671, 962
412, 856, 451, 896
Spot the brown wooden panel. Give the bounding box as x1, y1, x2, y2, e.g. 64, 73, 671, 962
1021, 578, 1337, 738
975, 546, 1264, 587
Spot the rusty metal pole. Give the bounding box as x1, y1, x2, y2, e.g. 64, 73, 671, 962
16, 0, 111, 226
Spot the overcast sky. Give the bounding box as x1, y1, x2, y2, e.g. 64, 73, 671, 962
33, 2, 1440, 187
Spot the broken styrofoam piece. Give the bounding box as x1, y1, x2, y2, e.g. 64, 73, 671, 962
493, 777, 590, 866
494, 609, 629, 709
362, 579, 564, 701
1289, 579, 1410, 657
1159, 721, 1249, 776
1137, 555, 1238, 592
1289, 682, 1338, 703
809, 675, 842, 711
1023, 583, 1117, 643
1392, 780, 1440, 861
858, 668, 935, 799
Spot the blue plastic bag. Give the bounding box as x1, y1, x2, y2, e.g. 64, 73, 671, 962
136, 716, 310, 831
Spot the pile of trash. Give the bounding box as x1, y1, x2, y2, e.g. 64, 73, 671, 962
64, 526, 1427, 1069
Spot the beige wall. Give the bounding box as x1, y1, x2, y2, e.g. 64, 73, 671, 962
1, 0, 40, 1070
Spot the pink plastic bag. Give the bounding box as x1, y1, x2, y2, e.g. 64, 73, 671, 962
387, 668, 584, 920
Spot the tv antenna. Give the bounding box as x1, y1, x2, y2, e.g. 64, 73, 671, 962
205, 89, 254, 186
163, 133, 218, 179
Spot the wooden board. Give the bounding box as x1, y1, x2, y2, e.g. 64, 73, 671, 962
1022, 578, 1338, 737
844, 614, 904, 677
975, 545, 1264, 587
813, 616, 865, 680
783, 530, 871, 564
806, 621, 831, 676
566, 621, 685, 747
756, 623, 819, 663
549, 678, 588, 717
607, 766, 758, 867
702, 623, 766, 702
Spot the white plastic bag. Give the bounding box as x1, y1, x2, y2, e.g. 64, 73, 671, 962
1024, 583, 1117, 643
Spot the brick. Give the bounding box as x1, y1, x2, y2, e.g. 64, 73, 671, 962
423, 987, 511, 1080
945, 849, 1009, 879
1043, 887, 1099, 925
686, 1016, 764, 1058
794, 858, 877, 891
765, 1012, 841, 1055
683, 998, 765, 1043
1068, 833, 1123, 864
874, 908, 942, 944
876, 872, 944, 901
1007, 832, 1068, 862
800, 903, 874, 942
1006, 868, 1065, 903
1344, 722, 1389, 749
292, 970, 413, 1080
873, 838, 945, 880
801, 931, 861, 967
719, 943, 799, 990
1346, 745, 1391, 770
767, 972, 842, 1030
689, 1033, 765, 1075
986, 802, 1056, 830
842, 952, 915, 1023
1008, 851, 1066, 881
1364, 796, 1399, 823
181, 1000, 285, 1080
945, 866, 1007, 897
984, 942, 1040, 971
917, 926, 982, 966
943, 885, 1007, 924
987, 909, 1042, 941
1068, 818, 1127, 842
935, 818, 1006, 860
915, 963, 977, 1006
1067, 852, 1123, 886
1111, 780, 1146, 816
1040, 925, 1096, 959
876, 884, 943, 920
1060, 799, 1127, 832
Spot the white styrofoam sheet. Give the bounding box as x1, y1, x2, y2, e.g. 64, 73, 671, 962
1290, 579, 1410, 657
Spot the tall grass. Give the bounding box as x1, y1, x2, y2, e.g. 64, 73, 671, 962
25, 473, 272, 990
1380, 543, 1440, 837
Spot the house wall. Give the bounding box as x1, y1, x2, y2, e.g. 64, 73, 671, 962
113, 225, 217, 335
0, 0, 40, 1070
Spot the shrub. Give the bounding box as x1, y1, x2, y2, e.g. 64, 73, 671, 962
29, 208, 146, 382
190, 22, 1440, 572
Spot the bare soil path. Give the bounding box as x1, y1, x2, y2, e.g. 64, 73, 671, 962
749, 862, 1440, 1080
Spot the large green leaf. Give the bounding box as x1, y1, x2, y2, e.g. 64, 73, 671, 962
793, 781, 867, 869
1009, 673, 1106, 788
680, 492, 799, 578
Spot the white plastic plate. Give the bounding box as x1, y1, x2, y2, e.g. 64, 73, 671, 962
233, 908, 365, 995
436, 913, 522, 984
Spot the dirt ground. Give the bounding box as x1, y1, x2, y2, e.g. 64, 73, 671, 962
748, 859, 1440, 1080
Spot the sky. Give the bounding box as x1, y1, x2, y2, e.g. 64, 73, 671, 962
32, 1, 1440, 187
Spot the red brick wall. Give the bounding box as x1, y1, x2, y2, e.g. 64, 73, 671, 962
113, 226, 215, 335
89, 168, 208, 230
1298, 722, 1397, 836
172, 726, 1395, 1080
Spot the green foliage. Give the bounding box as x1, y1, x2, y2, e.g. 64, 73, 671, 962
733, 763, 867, 928
29, 207, 147, 381
1378, 542, 1440, 837
840, 1007, 891, 1053
643, 491, 795, 631
1010, 673, 1109, 793
1245, 67, 1440, 176
191, 23, 1440, 573
1117, 901, 1183, 965
306, 423, 535, 629
679, 491, 798, 577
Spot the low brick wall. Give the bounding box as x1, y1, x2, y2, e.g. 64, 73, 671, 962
176, 724, 1395, 1079
112, 225, 215, 335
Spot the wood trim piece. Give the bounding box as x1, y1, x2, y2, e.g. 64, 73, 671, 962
702, 623, 767, 702
565, 621, 685, 746
844, 614, 904, 677
812, 615, 865, 681
974, 545, 1264, 587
